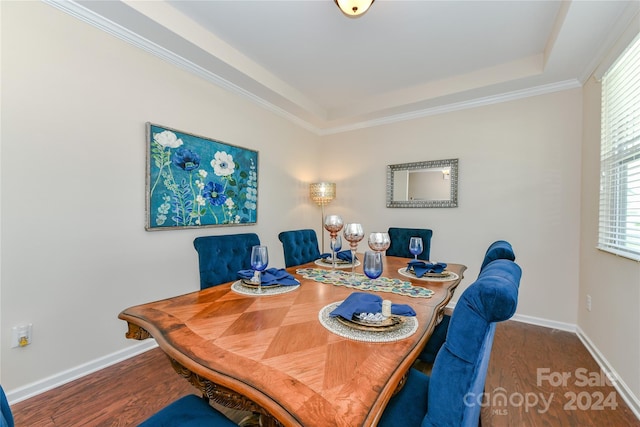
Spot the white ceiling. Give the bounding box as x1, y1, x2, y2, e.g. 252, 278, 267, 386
65, 0, 638, 134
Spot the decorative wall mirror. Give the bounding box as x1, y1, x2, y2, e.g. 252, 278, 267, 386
386, 158, 458, 208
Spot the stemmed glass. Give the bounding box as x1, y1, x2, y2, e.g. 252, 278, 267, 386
367, 232, 390, 281
363, 251, 383, 285
409, 237, 423, 260
330, 235, 342, 272
368, 232, 391, 253
250, 245, 269, 294
343, 223, 364, 282
324, 215, 344, 275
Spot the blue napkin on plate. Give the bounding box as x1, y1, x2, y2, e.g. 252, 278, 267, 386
329, 292, 415, 318
408, 260, 448, 278
237, 268, 300, 286
320, 250, 355, 262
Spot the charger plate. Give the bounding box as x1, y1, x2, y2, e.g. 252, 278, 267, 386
336, 315, 405, 332
319, 302, 418, 343
231, 280, 299, 296
398, 268, 459, 282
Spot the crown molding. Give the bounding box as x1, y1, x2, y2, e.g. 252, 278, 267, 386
319, 79, 581, 135
42, 0, 318, 134
43, 0, 584, 137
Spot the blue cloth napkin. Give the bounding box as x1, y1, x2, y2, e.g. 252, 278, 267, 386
329, 292, 416, 318
237, 268, 300, 286
320, 250, 355, 262
408, 260, 448, 278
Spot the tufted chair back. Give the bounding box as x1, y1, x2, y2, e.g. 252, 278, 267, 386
386, 227, 433, 261
193, 233, 261, 289
278, 229, 321, 267
424, 259, 521, 427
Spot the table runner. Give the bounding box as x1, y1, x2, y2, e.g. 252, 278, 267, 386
296, 268, 434, 298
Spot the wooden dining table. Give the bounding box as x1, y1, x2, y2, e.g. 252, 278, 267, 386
119, 255, 466, 427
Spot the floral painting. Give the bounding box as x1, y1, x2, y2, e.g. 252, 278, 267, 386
146, 123, 258, 230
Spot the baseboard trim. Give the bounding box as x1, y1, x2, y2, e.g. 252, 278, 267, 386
6, 340, 157, 405
575, 326, 640, 421
445, 302, 577, 332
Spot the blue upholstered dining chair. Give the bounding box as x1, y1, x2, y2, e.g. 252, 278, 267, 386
379, 258, 522, 427
1, 385, 14, 427
418, 240, 516, 364
138, 394, 238, 427
193, 233, 261, 289
278, 229, 321, 267
386, 227, 433, 261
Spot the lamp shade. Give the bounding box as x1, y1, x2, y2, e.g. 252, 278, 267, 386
310, 182, 336, 205
335, 0, 374, 18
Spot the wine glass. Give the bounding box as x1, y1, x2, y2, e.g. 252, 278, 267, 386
363, 251, 383, 285
409, 237, 423, 260
330, 234, 342, 273
368, 232, 391, 253
324, 215, 344, 274
250, 245, 269, 294
343, 223, 364, 282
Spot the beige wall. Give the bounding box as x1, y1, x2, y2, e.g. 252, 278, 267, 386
1, 0, 638, 413
1, 1, 320, 391
580, 75, 640, 401
319, 89, 582, 323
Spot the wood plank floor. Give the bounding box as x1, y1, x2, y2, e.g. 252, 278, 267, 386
9, 321, 640, 426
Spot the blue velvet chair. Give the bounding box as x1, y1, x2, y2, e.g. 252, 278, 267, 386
386, 227, 432, 261
1, 385, 14, 427
418, 239, 516, 363
480, 240, 516, 271
138, 394, 238, 426
379, 258, 522, 427
278, 229, 321, 267
193, 233, 260, 289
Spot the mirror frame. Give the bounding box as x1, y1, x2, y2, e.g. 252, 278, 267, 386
386, 158, 459, 208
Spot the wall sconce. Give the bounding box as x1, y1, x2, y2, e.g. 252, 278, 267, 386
310, 182, 336, 252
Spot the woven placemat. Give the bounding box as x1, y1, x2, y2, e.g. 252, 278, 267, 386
231, 280, 300, 296
318, 302, 418, 343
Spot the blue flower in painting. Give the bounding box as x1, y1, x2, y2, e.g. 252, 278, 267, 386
203, 181, 227, 206
172, 148, 201, 171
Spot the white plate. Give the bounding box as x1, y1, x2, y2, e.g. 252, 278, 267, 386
397, 267, 459, 282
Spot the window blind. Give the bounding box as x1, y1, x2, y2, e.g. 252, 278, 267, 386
598, 33, 640, 260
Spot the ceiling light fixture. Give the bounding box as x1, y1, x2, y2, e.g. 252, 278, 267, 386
335, 0, 375, 18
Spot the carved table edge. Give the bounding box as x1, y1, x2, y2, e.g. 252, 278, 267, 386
125, 322, 151, 340
168, 356, 285, 427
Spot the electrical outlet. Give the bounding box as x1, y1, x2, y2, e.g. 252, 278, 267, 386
586, 295, 592, 312
11, 324, 32, 348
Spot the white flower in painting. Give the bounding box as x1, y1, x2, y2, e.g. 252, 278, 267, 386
211, 151, 235, 177
196, 195, 206, 206
246, 187, 257, 201
195, 180, 205, 190
225, 198, 235, 209
198, 169, 208, 178
153, 130, 183, 148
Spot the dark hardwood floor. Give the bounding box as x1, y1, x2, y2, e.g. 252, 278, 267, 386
9, 321, 640, 426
